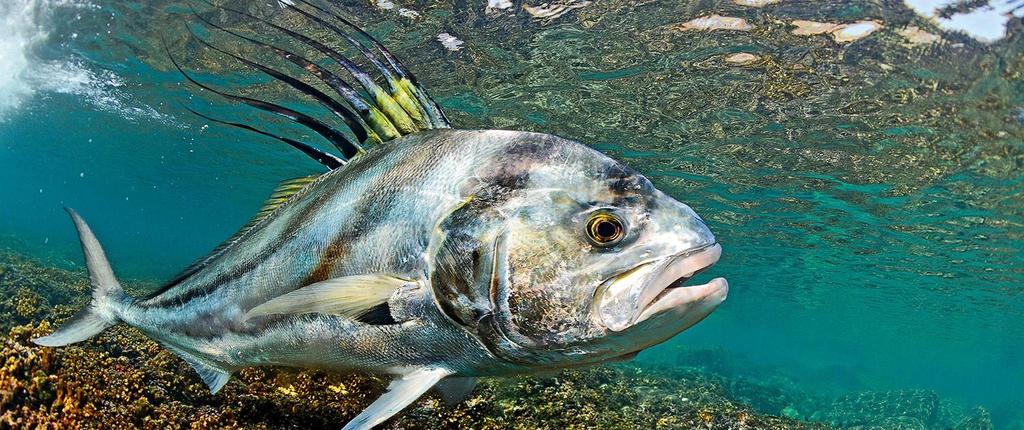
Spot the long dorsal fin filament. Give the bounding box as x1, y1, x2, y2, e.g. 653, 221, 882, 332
186, 10, 391, 144
184, 107, 344, 169
174, 0, 450, 164
157, 2, 452, 293
164, 38, 362, 160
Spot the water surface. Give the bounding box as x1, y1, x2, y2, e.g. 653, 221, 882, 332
1, 0, 1021, 427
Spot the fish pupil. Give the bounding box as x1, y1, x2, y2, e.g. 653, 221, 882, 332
587, 214, 624, 246
596, 220, 618, 239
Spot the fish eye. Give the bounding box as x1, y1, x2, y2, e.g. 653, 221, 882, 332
585, 212, 625, 247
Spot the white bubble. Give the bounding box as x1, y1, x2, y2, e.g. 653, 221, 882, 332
904, 0, 1024, 42
437, 33, 465, 52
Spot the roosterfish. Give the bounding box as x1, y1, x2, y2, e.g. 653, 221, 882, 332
33, 1, 728, 429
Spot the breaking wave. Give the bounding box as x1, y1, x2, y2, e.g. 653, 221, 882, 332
905, 0, 1024, 42
0, 0, 171, 123
0, 0, 53, 118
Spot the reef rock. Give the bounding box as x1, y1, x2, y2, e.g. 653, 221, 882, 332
954, 406, 994, 430
824, 389, 939, 428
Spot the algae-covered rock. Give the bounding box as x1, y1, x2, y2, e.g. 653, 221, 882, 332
824, 389, 940, 428
10, 288, 44, 320
782, 405, 801, 420
0, 252, 833, 429
0, 321, 833, 429
954, 406, 994, 430
848, 416, 927, 430
0, 252, 89, 330
727, 374, 809, 417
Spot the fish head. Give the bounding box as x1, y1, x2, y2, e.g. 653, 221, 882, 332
429, 133, 727, 368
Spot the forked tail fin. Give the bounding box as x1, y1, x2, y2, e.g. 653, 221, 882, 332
33, 208, 126, 346
31, 209, 234, 393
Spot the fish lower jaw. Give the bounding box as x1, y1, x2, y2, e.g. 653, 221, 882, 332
636, 277, 728, 325
597, 243, 724, 332
633, 243, 726, 324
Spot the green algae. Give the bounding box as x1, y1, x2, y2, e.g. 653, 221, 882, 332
0, 323, 828, 429
0, 251, 828, 429
0, 251, 1000, 429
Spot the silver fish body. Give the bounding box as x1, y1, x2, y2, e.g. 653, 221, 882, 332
134, 130, 585, 377
119, 128, 721, 375
35, 6, 728, 429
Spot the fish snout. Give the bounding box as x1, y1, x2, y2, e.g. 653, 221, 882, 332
653, 192, 717, 251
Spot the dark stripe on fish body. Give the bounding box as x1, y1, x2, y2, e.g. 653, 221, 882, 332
504, 139, 548, 158
602, 161, 636, 182
149, 138, 397, 306
146, 132, 472, 308
270, 138, 442, 291
302, 229, 358, 286
296, 150, 425, 287
147, 185, 339, 306
600, 160, 652, 193
474, 138, 559, 191
354, 303, 397, 325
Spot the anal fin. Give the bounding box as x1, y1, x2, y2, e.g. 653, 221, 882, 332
188, 358, 232, 394
162, 342, 233, 394
342, 368, 451, 430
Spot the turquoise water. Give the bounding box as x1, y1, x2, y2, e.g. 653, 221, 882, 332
1, 0, 1022, 428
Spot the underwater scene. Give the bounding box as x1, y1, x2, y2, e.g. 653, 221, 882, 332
1, 0, 1022, 428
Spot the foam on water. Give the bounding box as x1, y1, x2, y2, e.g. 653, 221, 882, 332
905, 0, 1024, 42
0, 0, 171, 123
0, 0, 51, 117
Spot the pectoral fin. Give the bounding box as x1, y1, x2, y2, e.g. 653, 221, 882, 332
342, 368, 452, 430
245, 274, 412, 320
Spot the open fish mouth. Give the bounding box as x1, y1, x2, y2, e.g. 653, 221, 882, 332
635, 244, 727, 325
598, 243, 727, 331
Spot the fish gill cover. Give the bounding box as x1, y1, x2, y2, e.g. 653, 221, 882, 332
0, 0, 1022, 429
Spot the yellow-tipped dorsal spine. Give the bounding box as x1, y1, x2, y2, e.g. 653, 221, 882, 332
391, 78, 428, 129
373, 88, 418, 135
365, 130, 384, 146
367, 107, 402, 141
